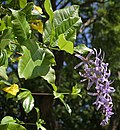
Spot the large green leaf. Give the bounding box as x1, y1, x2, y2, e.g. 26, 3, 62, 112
11, 10, 31, 43
18, 40, 45, 79
23, 94, 34, 113
18, 40, 55, 79
58, 34, 73, 54
43, 5, 82, 46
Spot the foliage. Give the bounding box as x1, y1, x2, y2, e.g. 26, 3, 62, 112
0, 0, 119, 130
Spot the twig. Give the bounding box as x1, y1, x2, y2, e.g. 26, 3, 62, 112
20, 122, 36, 126
32, 93, 53, 96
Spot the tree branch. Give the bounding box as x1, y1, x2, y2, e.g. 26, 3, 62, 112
80, 16, 101, 33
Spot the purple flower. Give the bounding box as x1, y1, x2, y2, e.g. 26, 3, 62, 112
74, 48, 115, 126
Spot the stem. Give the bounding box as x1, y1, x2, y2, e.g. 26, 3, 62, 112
32, 93, 53, 96
20, 122, 36, 126
31, 92, 76, 96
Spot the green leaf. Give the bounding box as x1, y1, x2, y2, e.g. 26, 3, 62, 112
17, 90, 31, 100
23, 94, 34, 113
74, 44, 92, 54
43, 5, 82, 46
1, 116, 16, 124
19, 0, 27, 8
58, 34, 73, 54
0, 66, 8, 80
18, 40, 45, 79
18, 40, 55, 79
11, 10, 31, 43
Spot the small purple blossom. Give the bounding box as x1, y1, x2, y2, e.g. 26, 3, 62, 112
74, 48, 115, 126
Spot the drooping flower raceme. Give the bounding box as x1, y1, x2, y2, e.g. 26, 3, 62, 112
74, 49, 115, 126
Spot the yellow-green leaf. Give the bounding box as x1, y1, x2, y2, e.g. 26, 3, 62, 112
2, 84, 19, 96
58, 34, 74, 54
44, 0, 53, 23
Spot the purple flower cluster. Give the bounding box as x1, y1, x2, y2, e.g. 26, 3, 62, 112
74, 49, 115, 126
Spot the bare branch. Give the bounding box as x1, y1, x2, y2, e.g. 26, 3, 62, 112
80, 16, 101, 33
